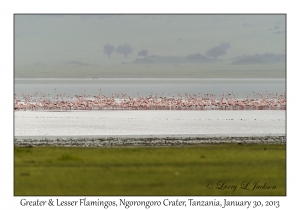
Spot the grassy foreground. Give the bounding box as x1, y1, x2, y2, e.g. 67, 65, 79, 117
14, 144, 286, 196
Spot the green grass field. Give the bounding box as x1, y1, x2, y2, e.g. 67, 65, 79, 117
14, 144, 286, 196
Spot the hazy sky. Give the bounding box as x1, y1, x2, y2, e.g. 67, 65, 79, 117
15, 14, 285, 66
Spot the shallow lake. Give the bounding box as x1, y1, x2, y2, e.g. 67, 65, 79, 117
15, 78, 285, 99
15, 110, 285, 137
14, 78, 286, 139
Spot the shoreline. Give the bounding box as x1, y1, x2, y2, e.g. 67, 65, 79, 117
14, 135, 286, 147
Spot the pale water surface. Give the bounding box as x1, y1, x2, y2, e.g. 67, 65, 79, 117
15, 110, 285, 137
15, 78, 285, 99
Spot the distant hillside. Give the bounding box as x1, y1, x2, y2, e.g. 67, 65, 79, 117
132, 53, 285, 65
232, 53, 285, 65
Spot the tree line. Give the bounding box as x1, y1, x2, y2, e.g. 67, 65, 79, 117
103, 43, 148, 59
103, 42, 231, 60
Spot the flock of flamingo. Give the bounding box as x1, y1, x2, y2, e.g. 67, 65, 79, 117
14, 91, 286, 111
